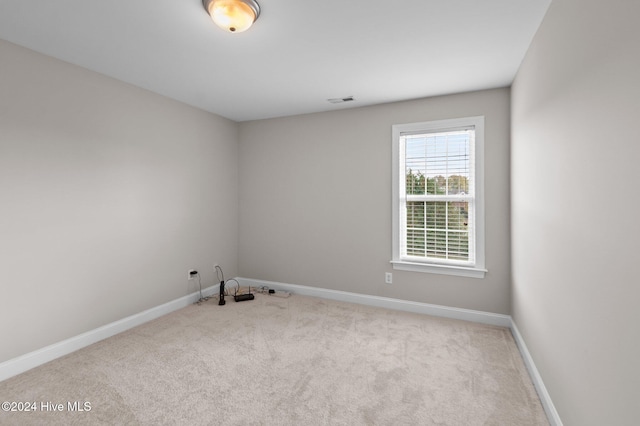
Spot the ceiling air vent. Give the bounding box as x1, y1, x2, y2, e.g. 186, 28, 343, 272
327, 96, 355, 104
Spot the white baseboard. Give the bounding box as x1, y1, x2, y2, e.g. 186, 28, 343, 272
237, 277, 511, 327
510, 321, 563, 426
0, 284, 219, 383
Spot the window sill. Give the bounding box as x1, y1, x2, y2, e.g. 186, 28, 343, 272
390, 260, 487, 279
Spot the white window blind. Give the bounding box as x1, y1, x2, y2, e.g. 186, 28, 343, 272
392, 117, 486, 278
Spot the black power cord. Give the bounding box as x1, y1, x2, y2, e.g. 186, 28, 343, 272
215, 265, 253, 303
194, 272, 212, 305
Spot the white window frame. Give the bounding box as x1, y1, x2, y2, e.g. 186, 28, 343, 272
391, 116, 486, 278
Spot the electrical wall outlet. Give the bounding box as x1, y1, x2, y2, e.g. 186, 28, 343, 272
385, 272, 393, 284
188, 269, 197, 280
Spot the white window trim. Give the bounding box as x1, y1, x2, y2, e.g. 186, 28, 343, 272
391, 116, 487, 279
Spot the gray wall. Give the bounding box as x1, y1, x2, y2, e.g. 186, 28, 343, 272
238, 88, 512, 314
0, 40, 239, 363
511, 0, 640, 424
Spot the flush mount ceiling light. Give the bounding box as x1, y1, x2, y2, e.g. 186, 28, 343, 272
203, 0, 260, 33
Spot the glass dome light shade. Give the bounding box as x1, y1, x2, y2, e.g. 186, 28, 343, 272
204, 0, 260, 33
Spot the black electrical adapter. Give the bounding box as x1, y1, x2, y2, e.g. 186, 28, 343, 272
218, 281, 226, 305
234, 293, 254, 302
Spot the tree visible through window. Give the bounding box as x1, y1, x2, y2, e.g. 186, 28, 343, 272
392, 117, 485, 277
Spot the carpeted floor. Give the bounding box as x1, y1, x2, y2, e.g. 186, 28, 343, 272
0, 293, 548, 425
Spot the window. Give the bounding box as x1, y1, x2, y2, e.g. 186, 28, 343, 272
392, 116, 486, 278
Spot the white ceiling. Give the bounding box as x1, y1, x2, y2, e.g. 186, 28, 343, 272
0, 0, 551, 122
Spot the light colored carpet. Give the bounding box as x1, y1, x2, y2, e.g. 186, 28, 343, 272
0, 293, 548, 425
